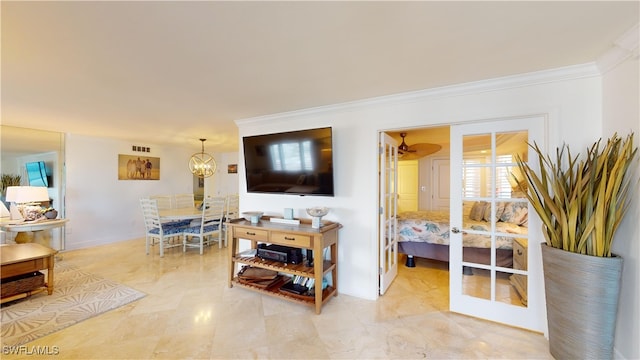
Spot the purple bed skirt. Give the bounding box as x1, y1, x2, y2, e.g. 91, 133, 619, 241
398, 241, 513, 268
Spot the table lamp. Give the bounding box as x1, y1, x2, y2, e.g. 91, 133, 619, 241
5, 186, 50, 221
0, 201, 9, 218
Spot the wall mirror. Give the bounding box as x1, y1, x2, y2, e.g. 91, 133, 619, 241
1, 125, 66, 248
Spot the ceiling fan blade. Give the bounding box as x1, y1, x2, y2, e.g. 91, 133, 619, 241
399, 148, 416, 154
409, 143, 442, 155
399, 152, 424, 160
398, 143, 442, 160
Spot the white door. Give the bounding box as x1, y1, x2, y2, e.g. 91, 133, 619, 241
431, 158, 450, 211
379, 132, 399, 295
449, 116, 546, 332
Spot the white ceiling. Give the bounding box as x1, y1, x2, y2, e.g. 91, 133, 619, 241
2, 1, 638, 153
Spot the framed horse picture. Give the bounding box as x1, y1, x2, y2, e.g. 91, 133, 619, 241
118, 154, 160, 180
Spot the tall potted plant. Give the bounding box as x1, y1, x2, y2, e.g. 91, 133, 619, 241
515, 133, 637, 360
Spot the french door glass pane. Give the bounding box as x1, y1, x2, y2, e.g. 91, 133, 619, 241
460, 130, 529, 307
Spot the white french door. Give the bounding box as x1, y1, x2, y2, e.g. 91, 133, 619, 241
379, 132, 399, 295
449, 116, 546, 332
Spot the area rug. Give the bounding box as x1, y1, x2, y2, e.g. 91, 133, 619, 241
1, 262, 145, 347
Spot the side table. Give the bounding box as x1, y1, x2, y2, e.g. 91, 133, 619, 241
0, 218, 68, 248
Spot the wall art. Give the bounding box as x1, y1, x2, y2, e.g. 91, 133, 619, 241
118, 154, 160, 180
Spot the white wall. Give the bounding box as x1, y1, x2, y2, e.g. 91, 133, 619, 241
602, 55, 639, 359
64, 134, 205, 250
205, 152, 240, 197
237, 65, 604, 308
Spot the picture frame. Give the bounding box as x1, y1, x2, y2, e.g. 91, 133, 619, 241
228, 164, 237, 174
118, 154, 160, 180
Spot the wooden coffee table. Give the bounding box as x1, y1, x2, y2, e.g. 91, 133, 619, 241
0, 243, 57, 303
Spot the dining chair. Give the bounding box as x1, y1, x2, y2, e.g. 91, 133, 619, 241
149, 194, 173, 210
150, 194, 189, 228
174, 193, 195, 209
140, 198, 186, 257
183, 196, 226, 254
222, 193, 240, 247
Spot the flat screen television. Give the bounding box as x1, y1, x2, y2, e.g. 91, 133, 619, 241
25, 161, 49, 187
243, 127, 334, 196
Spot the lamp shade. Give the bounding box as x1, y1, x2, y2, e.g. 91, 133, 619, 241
5, 186, 49, 203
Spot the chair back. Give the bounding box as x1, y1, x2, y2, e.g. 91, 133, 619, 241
199, 196, 226, 232
225, 194, 240, 221
174, 193, 195, 209
150, 195, 173, 210
140, 198, 162, 234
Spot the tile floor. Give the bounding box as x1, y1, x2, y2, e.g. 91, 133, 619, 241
3, 238, 553, 359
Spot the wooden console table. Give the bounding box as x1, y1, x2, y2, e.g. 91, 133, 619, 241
227, 217, 340, 314
1, 243, 57, 303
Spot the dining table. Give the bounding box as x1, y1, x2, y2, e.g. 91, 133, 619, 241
158, 207, 202, 222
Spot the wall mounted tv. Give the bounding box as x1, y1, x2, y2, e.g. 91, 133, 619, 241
243, 127, 334, 196
25, 161, 50, 187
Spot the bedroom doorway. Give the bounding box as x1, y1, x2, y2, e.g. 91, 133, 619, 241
380, 115, 546, 332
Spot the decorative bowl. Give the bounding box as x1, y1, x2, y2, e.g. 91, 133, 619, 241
306, 207, 329, 218
242, 211, 264, 223
44, 209, 58, 219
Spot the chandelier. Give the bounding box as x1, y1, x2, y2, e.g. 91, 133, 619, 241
189, 139, 216, 178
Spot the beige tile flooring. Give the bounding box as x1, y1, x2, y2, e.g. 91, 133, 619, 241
4, 238, 553, 359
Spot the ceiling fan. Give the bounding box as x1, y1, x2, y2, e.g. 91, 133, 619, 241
397, 132, 442, 160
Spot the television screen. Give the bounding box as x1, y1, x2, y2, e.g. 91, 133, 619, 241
25, 161, 49, 187
243, 127, 334, 196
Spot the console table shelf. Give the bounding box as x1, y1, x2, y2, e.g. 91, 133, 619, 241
231, 278, 336, 308
227, 217, 340, 314
232, 256, 335, 278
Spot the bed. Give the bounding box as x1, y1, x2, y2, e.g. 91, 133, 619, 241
397, 201, 528, 269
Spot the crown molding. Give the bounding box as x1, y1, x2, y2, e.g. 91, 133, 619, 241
236, 62, 600, 126
596, 23, 639, 74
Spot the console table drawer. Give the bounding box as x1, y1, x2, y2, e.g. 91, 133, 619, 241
233, 227, 268, 241
271, 232, 311, 248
